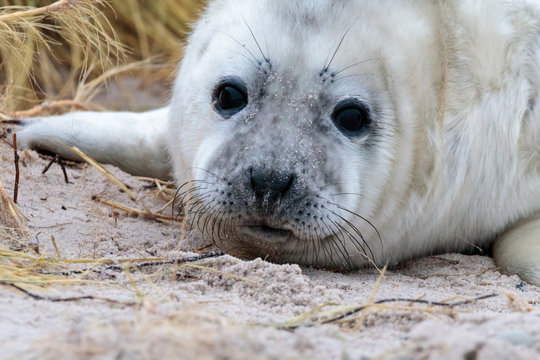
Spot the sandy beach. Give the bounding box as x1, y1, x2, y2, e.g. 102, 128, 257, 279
1, 140, 539, 359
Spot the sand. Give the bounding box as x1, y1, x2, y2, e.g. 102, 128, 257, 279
0, 139, 539, 360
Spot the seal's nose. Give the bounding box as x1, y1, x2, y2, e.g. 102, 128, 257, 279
249, 167, 296, 205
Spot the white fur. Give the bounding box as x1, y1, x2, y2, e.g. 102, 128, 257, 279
17, 108, 171, 179
494, 214, 540, 285
15, 0, 540, 284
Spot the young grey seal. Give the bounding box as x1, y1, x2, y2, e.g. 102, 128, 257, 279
14, 0, 540, 285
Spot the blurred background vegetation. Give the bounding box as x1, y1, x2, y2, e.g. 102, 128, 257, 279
0, 0, 205, 116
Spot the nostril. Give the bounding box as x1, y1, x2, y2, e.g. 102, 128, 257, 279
249, 167, 296, 203
249, 167, 255, 191
281, 173, 295, 198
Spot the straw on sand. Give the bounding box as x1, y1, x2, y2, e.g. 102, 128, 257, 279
0, 180, 28, 244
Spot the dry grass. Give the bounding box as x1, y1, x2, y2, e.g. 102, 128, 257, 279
103, 0, 204, 79
0, 180, 28, 248
277, 267, 498, 329
0, 144, 231, 305
0, 0, 122, 113
0, 0, 204, 115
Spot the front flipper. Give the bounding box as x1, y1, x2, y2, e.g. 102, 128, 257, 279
15, 107, 172, 180
494, 213, 540, 286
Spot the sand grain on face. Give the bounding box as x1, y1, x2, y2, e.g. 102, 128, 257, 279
0, 141, 539, 359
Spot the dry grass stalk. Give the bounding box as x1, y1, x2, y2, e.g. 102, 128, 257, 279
102, 0, 204, 79
0, 247, 94, 297
277, 266, 498, 329
2, 247, 137, 305
0, 244, 232, 304
0, 180, 28, 248
71, 58, 157, 108
134, 176, 177, 200
501, 289, 535, 312
0, 0, 125, 113
182, 263, 257, 284
277, 293, 498, 329
56, 142, 137, 200
0, 0, 204, 115
7, 283, 138, 305
12, 133, 20, 203
99, 199, 177, 223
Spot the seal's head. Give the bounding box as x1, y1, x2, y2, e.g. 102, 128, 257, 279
168, 0, 442, 268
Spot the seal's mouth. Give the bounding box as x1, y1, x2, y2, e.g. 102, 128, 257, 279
239, 224, 293, 240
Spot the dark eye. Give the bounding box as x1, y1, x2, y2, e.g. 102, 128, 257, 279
331, 100, 371, 136
214, 80, 248, 117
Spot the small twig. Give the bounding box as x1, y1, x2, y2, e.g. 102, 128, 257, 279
42, 251, 225, 276
58, 157, 70, 184
0, 119, 24, 126
279, 293, 499, 329
418, 268, 496, 280
101, 251, 225, 272
7, 283, 137, 306
33, 222, 73, 229
51, 235, 62, 259
180, 263, 257, 284
99, 199, 178, 222
41, 157, 56, 175
41, 155, 69, 183
56, 142, 136, 200
337, 294, 499, 324
12, 134, 19, 204
38, 153, 84, 168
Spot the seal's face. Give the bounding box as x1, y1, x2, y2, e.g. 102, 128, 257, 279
168, 1, 440, 268
189, 67, 388, 267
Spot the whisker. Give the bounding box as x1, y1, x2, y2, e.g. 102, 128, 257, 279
326, 216, 366, 258
320, 182, 348, 190
176, 186, 208, 209
330, 217, 377, 268
207, 205, 227, 245
322, 17, 359, 73
315, 225, 340, 268
319, 218, 353, 268
332, 73, 371, 83
319, 194, 382, 247
231, 50, 265, 72
214, 207, 231, 243
241, 16, 270, 63
323, 206, 373, 260
330, 202, 382, 248
191, 167, 243, 193
330, 193, 369, 199
299, 222, 311, 265
199, 200, 223, 234
332, 57, 384, 76
220, 32, 261, 66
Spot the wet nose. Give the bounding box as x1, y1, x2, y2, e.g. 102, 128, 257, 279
249, 167, 296, 204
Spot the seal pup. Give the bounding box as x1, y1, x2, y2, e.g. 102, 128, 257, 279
15, 0, 540, 285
